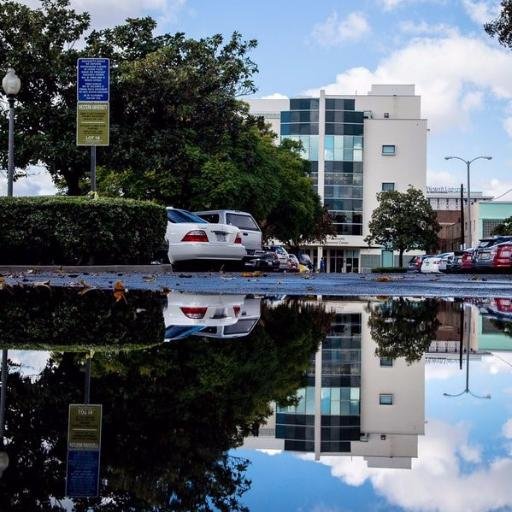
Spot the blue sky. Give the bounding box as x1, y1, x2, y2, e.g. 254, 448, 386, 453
10, 0, 512, 199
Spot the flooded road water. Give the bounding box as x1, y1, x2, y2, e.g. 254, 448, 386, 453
1, 287, 511, 511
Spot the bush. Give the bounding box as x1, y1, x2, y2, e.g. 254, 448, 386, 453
371, 267, 408, 273
0, 286, 166, 350
0, 196, 167, 264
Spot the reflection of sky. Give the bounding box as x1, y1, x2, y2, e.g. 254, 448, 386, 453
235, 354, 512, 512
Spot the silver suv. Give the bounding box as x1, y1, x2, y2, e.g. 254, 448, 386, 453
194, 210, 262, 255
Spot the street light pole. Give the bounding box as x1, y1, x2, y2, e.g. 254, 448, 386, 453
444, 155, 492, 248
2, 68, 21, 197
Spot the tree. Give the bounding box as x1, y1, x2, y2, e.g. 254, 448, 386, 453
485, 1, 512, 47
365, 187, 440, 267
0, 2, 331, 243
491, 216, 512, 235
368, 298, 440, 364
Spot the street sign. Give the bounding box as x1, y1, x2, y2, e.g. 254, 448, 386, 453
76, 103, 109, 146
77, 58, 110, 102
66, 404, 102, 498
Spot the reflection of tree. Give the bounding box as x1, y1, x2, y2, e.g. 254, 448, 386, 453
368, 298, 440, 363
0, 301, 331, 511
0, 287, 165, 350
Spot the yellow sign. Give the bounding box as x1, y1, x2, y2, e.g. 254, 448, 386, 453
76, 103, 109, 146
68, 404, 102, 450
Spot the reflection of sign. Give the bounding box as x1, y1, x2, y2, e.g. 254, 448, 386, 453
77, 58, 110, 102
66, 404, 102, 497
76, 103, 109, 146
66, 450, 100, 497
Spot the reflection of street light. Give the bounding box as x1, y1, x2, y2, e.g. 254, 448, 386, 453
2, 68, 21, 197
0, 350, 7, 478
443, 306, 491, 400
444, 156, 492, 248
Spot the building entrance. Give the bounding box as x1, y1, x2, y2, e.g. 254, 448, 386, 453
326, 249, 359, 273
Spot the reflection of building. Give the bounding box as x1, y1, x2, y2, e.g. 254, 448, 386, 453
243, 301, 425, 469
468, 300, 512, 352
248, 85, 427, 273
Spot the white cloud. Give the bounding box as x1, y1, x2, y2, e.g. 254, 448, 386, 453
304, 33, 512, 133
311, 11, 370, 47
20, 0, 187, 29
502, 419, 512, 439
462, 0, 500, 25
379, 0, 445, 10
312, 420, 512, 512
262, 93, 289, 100
256, 449, 283, 456
503, 117, 512, 138
9, 350, 51, 380
399, 20, 458, 37
482, 178, 512, 200
427, 170, 461, 188
0, 168, 57, 197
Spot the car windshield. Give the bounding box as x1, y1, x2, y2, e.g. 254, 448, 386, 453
167, 209, 207, 224
477, 239, 495, 248
226, 213, 260, 231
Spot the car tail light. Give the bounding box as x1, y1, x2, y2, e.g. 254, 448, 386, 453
181, 230, 208, 242
233, 306, 241, 317
498, 246, 512, 258
234, 233, 242, 244
180, 307, 207, 319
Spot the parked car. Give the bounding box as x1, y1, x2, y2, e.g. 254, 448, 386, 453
243, 250, 280, 271
460, 249, 475, 272
193, 210, 262, 255
298, 253, 314, 271
473, 236, 512, 270
438, 252, 463, 273
288, 254, 300, 272
165, 208, 246, 264
421, 253, 451, 273
408, 255, 429, 272
474, 237, 512, 271
268, 245, 291, 270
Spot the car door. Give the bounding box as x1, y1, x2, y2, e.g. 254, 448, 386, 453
225, 213, 262, 254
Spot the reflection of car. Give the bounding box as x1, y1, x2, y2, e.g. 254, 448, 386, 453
163, 293, 261, 340
268, 245, 290, 270
473, 236, 512, 270
288, 254, 300, 272
193, 210, 262, 255
165, 208, 246, 264
199, 297, 261, 338
481, 298, 512, 321
438, 252, 463, 273
475, 241, 512, 271
243, 250, 280, 271
421, 254, 449, 273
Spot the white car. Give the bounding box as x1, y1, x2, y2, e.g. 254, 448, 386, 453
421, 253, 450, 273
165, 208, 246, 264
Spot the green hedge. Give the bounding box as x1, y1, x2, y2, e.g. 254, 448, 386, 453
0, 286, 166, 350
0, 196, 167, 264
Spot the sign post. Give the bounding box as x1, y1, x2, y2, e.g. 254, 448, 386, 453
66, 404, 102, 497
76, 58, 110, 192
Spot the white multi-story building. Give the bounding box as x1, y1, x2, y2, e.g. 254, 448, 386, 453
247, 84, 427, 272
426, 187, 492, 211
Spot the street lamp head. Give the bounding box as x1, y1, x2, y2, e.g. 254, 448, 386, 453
2, 68, 21, 97
483, 156, 492, 160
444, 156, 454, 160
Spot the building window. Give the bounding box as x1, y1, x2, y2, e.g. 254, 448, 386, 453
384, 112, 390, 119
382, 183, 395, 192
382, 145, 396, 156
379, 394, 393, 405
380, 357, 394, 367
483, 219, 504, 237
